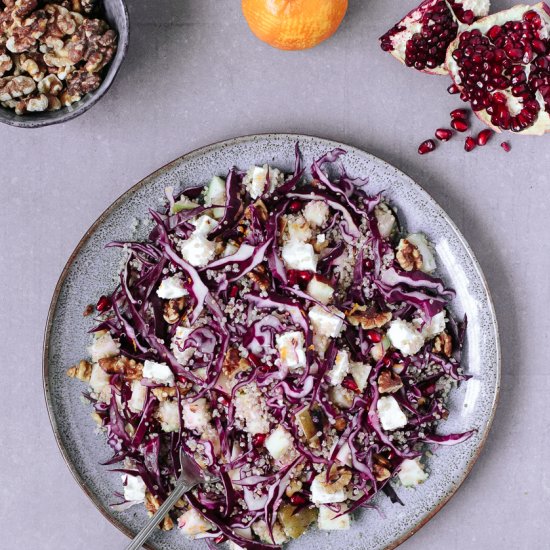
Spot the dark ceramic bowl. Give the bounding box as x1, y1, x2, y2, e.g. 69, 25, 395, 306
0, 0, 129, 129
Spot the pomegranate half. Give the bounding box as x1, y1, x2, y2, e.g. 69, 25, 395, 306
380, 0, 491, 75
446, 3, 550, 135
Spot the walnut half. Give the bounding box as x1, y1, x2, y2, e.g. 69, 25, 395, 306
98, 356, 143, 380
346, 304, 392, 330
433, 332, 453, 357
66, 359, 92, 382
396, 238, 423, 271
378, 370, 403, 394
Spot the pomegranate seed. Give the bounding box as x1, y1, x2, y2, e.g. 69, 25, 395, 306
288, 200, 302, 214
342, 378, 359, 392
287, 270, 299, 286
435, 128, 453, 141
248, 353, 262, 368
382, 355, 393, 367
464, 136, 476, 152
418, 139, 436, 155
214, 535, 227, 544
461, 9, 475, 25
501, 141, 511, 152
366, 330, 382, 343
364, 258, 374, 271
297, 270, 313, 285
253, 433, 267, 447
451, 118, 469, 132
450, 108, 468, 120
96, 295, 111, 312
447, 84, 460, 95
229, 284, 239, 298
476, 129, 493, 146
290, 493, 307, 506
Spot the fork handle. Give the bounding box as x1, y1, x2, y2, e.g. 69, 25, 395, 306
125, 480, 194, 550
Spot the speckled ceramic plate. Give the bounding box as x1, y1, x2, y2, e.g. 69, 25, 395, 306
43, 134, 500, 550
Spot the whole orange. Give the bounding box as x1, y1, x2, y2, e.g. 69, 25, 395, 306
242, 0, 348, 51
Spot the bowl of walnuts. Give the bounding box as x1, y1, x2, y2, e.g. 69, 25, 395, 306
0, 0, 128, 128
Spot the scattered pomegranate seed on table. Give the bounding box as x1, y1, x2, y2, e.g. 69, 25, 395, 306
418, 139, 436, 155
464, 136, 477, 152
501, 142, 512, 152
435, 128, 453, 141
447, 84, 460, 95
476, 129, 493, 146
450, 108, 468, 120
451, 118, 469, 132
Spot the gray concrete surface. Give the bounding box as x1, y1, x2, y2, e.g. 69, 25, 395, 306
1, 1, 548, 548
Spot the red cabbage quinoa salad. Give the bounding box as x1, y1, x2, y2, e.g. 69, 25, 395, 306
67, 146, 474, 549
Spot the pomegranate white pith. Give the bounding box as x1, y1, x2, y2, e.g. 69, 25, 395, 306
380, 0, 490, 75
446, 3, 550, 135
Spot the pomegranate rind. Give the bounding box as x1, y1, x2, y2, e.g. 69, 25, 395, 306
446, 3, 550, 135
380, 0, 490, 75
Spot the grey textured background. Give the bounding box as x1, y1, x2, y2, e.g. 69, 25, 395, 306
0, 1, 548, 549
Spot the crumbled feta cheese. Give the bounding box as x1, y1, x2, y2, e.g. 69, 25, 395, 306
128, 380, 147, 413
89, 362, 111, 401
191, 214, 218, 236
122, 474, 146, 502
276, 331, 307, 370
311, 472, 347, 504
407, 233, 437, 273
329, 350, 350, 385
417, 310, 447, 340
329, 386, 354, 409
171, 326, 195, 365
303, 200, 329, 228
398, 458, 429, 487
265, 426, 293, 460
157, 400, 180, 432
182, 398, 211, 433
203, 175, 226, 218
143, 360, 175, 386
281, 240, 317, 271
87, 332, 120, 362
286, 214, 312, 242
318, 504, 351, 530
375, 203, 396, 238
179, 234, 216, 267
306, 276, 334, 305
156, 274, 187, 299
246, 166, 269, 199
178, 508, 213, 537
308, 305, 345, 338
234, 384, 270, 435
387, 319, 425, 356
350, 361, 372, 392
377, 396, 408, 431
370, 335, 390, 361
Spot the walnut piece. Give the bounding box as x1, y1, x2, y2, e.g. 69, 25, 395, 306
373, 454, 392, 481
378, 370, 403, 394
144, 492, 174, 531
152, 386, 177, 402
15, 91, 47, 113
163, 296, 186, 325
396, 238, 423, 271
433, 332, 452, 357
67, 359, 92, 382
98, 356, 143, 380
222, 348, 251, 378
247, 264, 270, 290
0, 74, 35, 100
346, 303, 392, 330
0, 50, 12, 75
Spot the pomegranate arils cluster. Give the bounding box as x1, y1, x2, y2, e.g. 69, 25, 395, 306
450, 9, 550, 133
379, 0, 490, 75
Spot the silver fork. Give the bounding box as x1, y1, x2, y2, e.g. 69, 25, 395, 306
125, 448, 210, 550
